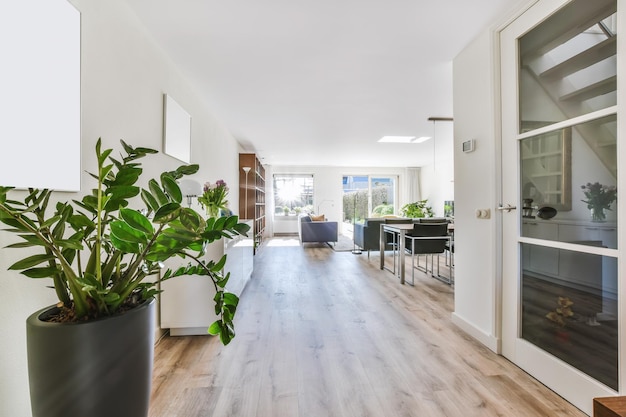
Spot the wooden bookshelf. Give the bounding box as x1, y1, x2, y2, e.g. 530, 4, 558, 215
239, 153, 265, 254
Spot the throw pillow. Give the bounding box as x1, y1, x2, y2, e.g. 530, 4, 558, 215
300, 215, 312, 222
310, 214, 325, 221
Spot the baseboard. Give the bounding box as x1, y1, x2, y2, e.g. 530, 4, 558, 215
451, 312, 501, 353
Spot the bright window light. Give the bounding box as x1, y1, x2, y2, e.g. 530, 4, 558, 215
378, 136, 416, 143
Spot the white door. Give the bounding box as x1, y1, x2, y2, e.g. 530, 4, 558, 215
500, 0, 620, 414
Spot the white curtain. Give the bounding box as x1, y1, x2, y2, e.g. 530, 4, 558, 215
404, 167, 421, 205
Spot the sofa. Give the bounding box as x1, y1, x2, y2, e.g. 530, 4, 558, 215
298, 214, 338, 245
354, 217, 449, 256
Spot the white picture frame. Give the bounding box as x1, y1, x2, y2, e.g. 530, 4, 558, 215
163, 94, 191, 163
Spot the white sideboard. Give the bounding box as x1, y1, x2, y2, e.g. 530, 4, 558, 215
160, 220, 254, 336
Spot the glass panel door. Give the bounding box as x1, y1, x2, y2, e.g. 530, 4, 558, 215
501, 0, 619, 413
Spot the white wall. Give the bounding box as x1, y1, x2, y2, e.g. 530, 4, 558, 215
0, 1, 241, 415
451, 29, 501, 352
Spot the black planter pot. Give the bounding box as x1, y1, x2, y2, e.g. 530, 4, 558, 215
26, 298, 156, 417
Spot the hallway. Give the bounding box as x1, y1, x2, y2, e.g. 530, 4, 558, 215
149, 238, 586, 417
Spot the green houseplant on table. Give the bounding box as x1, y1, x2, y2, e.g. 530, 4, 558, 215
0, 139, 249, 417
400, 199, 434, 218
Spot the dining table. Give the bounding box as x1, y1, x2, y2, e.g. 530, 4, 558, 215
379, 223, 414, 284
379, 222, 454, 285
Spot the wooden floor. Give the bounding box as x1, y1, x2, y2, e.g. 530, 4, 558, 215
149, 237, 587, 417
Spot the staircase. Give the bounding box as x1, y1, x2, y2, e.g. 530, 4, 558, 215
519, 0, 617, 181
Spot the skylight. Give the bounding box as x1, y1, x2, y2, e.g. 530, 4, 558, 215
377, 136, 431, 143
378, 136, 415, 143
413, 136, 431, 143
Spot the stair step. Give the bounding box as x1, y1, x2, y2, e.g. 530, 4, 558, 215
559, 75, 616, 102
541, 36, 616, 80
521, 0, 615, 58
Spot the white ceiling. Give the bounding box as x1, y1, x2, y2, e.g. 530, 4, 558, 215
123, 0, 520, 168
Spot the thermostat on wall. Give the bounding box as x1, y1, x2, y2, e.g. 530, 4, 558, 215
462, 139, 475, 153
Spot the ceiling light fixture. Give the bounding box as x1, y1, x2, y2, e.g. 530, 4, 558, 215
427, 117, 454, 171
378, 136, 415, 143
413, 136, 431, 143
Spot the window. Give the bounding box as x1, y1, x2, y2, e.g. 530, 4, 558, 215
273, 174, 314, 217
342, 175, 397, 224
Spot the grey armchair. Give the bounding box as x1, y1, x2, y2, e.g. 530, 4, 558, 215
353, 218, 413, 257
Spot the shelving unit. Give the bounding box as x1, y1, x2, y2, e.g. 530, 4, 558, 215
239, 153, 265, 254
520, 127, 572, 210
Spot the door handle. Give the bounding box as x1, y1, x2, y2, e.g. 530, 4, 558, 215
497, 204, 517, 212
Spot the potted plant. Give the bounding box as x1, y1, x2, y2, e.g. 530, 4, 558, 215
400, 199, 434, 218
0, 139, 249, 417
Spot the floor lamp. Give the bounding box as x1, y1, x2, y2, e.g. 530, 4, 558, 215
242, 166, 251, 219
352, 191, 362, 255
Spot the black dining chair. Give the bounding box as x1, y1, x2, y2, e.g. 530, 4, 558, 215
404, 222, 450, 285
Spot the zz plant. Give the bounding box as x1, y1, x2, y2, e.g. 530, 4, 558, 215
0, 139, 249, 345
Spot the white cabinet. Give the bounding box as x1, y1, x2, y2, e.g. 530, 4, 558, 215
160, 221, 254, 336
522, 221, 559, 276
522, 219, 616, 294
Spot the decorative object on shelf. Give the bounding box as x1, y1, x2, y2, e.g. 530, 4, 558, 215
536, 206, 557, 220
581, 181, 617, 222
400, 199, 434, 218
179, 178, 202, 208
198, 179, 229, 218
546, 296, 575, 327
0, 139, 250, 417
522, 198, 534, 218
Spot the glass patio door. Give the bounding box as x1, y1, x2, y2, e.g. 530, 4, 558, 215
500, 0, 619, 414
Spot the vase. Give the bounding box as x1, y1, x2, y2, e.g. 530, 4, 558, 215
206, 206, 219, 218
27, 298, 156, 417
590, 207, 606, 222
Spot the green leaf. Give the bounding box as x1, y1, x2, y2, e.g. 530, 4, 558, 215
110, 220, 148, 244
208, 321, 221, 336
53, 239, 84, 250
120, 208, 154, 235
141, 189, 159, 213
5, 242, 39, 249
163, 226, 200, 239
41, 215, 62, 230
148, 179, 169, 206
110, 233, 141, 253
112, 167, 142, 186
21, 266, 60, 278
223, 292, 239, 308
106, 185, 140, 200
18, 234, 49, 246
179, 208, 203, 232
9, 254, 56, 270
161, 174, 182, 203
153, 202, 181, 223
69, 213, 95, 229
213, 254, 227, 272
174, 164, 200, 177
233, 222, 251, 236
104, 293, 121, 303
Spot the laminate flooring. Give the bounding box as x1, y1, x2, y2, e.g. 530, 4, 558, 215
149, 237, 587, 417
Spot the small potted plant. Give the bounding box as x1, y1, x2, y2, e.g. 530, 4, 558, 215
198, 179, 229, 217
0, 139, 249, 417
400, 199, 434, 218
